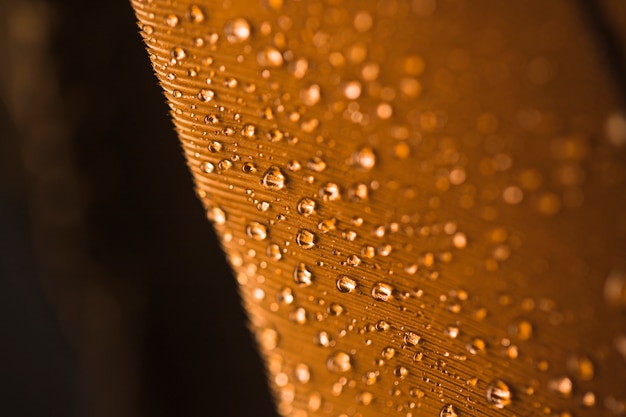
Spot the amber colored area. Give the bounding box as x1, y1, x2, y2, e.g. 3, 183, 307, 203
129, 0, 626, 416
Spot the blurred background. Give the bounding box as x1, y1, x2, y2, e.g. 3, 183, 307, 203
0, 0, 278, 416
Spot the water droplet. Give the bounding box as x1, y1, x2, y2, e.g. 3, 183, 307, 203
605, 111, 626, 147
466, 338, 486, 354
266, 243, 282, 261
293, 263, 313, 286
170, 47, 186, 62
200, 161, 215, 174
205, 114, 220, 125
241, 123, 257, 138
301, 84, 321, 106
394, 366, 409, 378
198, 89, 216, 102
257, 46, 284, 67
315, 331, 332, 347
566, 355, 594, 381
317, 218, 337, 233
276, 286, 293, 304
486, 379, 512, 409
296, 229, 316, 249
262, 166, 287, 190
267, 128, 284, 142
604, 269, 626, 309
258, 327, 279, 350
294, 363, 310, 383
246, 222, 267, 240
371, 282, 393, 301
224, 18, 251, 43
403, 331, 421, 346
319, 182, 341, 201
343, 81, 362, 100
326, 351, 352, 373
445, 325, 460, 339
381, 346, 396, 359
336, 275, 357, 293
307, 156, 327, 172
242, 161, 257, 173
164, 14, 179, 28
352, 146, 376, 170
208, 207, 226, 225
186, 4, 205, 23
217, 159, 232, 171
439, 404, 458, 417
289, 306, 307, 324
346, 254, 361, 267
297, 198, 316, 216
548, 376, 573, 397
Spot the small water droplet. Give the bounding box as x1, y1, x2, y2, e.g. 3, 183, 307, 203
186, 4, 205, 23
486, 379, 512, 409
262, 166, 287, 190
200, 161, 215, 174
336, 275, 357, 293
198, 89, 216, 102
241, 124, 257, 138
242, 161, 257, 173
246, 222, 267, 240
224, 18, 251, 43
548, 375, 573, 398
208, 207, 226, 225
170, 47, 186, 62
296, 229, 316, 249
326, 351, 352, 373
439, 404, 459, 417
352, 146, 377, 170
319, 182, 341, 201
403, 331, 421, 346
301, 84, 321, 106
381, 346, 396, 359
293, 263, 313, 286
165, 14, 179, 28
257, 46, 284, 67
266, 243, 282, 261
297, 198, 316, 216
466, 338, 486, 354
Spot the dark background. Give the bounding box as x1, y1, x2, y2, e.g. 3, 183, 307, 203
0, 1, 278, 416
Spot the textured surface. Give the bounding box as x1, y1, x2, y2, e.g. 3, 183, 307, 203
131, 1, 626, 416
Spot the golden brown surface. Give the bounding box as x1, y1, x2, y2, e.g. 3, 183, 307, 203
130, 0, 626, 415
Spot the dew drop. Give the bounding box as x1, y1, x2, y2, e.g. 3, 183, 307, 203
187, 4, 205, 23
293, 263, 313, 286
297, 198, 316, 216
257, 46, 284, 67
242, 161, 257, 173
208, 206, 226, 225
548, 376, 573, 398
466, 338, 486, 354
352, 146, 376, 170
319, 182, 341, 201
246, 222, 267, 241
200, 161, 215, 174
336, 275, 357, 293
439, 404, 459, 417
294, 363, 310, 383
326, 351, 352, 373
371, 282, 393, 301
198, 89, 216, 102
266, 243, 282, 261
486, 379, 512, 409
343, 81, 362, 100
403, 331, 421, 346
241, 123, 257, 138
262, 166, 287, 190
381, 346, 396, 360
296, 229, 316, 249
346, 254, 361, 266
315, 331, 332, 347
164, 13, 179, 28
604, 269, 626, 308
301, 84, 321, 106
170, 47, 186, 61
224, 18, 251, 43
205, 114, 220, 125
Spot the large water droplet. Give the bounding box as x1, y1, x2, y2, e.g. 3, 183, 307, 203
486, 379, 512, 409
262, 166, 287, 190
198, 89, 216, 102
403, 331, 421, 346
319, 182, 341, 201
